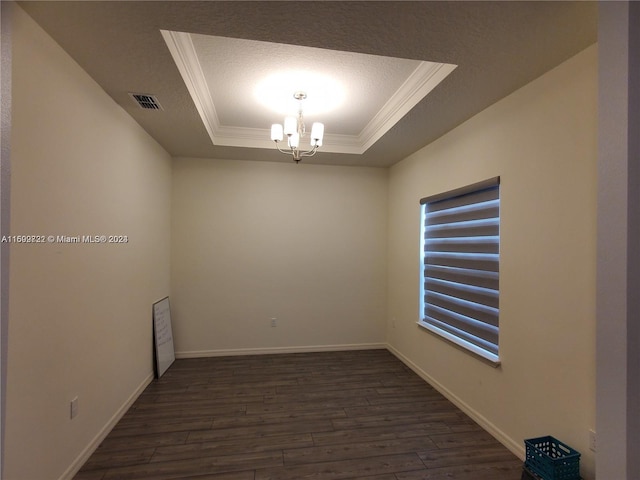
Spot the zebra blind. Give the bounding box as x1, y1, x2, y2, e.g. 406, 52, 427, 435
419, 177, 500, 363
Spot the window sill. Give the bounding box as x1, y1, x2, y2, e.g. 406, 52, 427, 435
416, 320, 501, 367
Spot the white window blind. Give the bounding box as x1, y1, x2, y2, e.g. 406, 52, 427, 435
419, 177, 500, 364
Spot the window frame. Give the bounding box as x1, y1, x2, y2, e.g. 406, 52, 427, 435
418, 177, 501, 366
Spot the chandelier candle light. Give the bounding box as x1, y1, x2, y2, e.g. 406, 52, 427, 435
270, 91, 324, 163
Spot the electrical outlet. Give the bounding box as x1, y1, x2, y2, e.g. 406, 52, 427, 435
589, 429, 596, 452
70, 396, 78, 419
270, 318, 277, 327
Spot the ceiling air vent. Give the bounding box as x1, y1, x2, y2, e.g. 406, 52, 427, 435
129, 93, 163, 110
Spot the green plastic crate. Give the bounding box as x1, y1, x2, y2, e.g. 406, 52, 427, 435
524, 436, 580, 480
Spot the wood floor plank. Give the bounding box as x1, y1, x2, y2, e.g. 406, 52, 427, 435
263, 387, 381, 404
365, 392, 447, 406
395, 460, 524, 479
418, 444, 523, 468
94, 431, 189, 453
311, 422, 451, 446
74, 350, 522, 480
108, 418, 213, 438
73, 470, 106, 480
342, 399, 463, 418
275, 380, 384, 394
152, 433, 313, 462
255, 453, 425, 480
347, 475, 398, 480
245, 397, 369, 415
186, 419, 335, 443
101, 451, 283, 480
181, 472, 255, 480
118, 406, 246, 423
427, 430, 501, 449
283, 436, 437, 465
330, 411, 463, 430
211, 410, 347, 429
80, 447, 155, 470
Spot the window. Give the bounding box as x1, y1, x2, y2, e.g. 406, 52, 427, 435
419, 177, 500, 364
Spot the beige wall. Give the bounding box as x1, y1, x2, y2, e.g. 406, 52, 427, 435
171, 158, 387, 356
387, 45, 597, 478
5, 6, 171, 479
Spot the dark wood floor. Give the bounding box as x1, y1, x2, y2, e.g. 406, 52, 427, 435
74, 349, 523, 480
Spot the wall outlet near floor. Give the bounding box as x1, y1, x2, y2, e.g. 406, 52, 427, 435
589, 429, 596, 451
270, 317, 277, 327
70, 396, 79, 419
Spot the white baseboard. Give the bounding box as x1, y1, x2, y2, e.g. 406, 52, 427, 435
385, 343, 525, 461
175, 342, 386, 358
57, 371, 154, 480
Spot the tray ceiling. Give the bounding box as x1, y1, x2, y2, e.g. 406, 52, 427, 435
162, 31, 456, 154
17, 1, 598, 167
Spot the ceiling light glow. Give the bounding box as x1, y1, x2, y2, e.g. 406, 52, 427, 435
254, 71, 345, 116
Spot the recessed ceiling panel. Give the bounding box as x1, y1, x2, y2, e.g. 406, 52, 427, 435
162, 30, 456, 155
19, 1, 597, 167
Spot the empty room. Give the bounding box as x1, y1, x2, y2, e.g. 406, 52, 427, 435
1, 2, 638, 480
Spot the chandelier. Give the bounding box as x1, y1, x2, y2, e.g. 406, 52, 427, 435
270, 91, 325, 163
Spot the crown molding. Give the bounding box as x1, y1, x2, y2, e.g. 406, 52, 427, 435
357, 62, 457, 151
162, 30, 455, 155
161, 30, 220, 140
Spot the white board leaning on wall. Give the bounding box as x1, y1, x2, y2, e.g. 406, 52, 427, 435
152, 297, 175, 378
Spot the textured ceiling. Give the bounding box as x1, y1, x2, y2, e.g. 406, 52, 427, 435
18, 1, 598, 167
162, 31, 456, 154
187, 34, 424, 133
